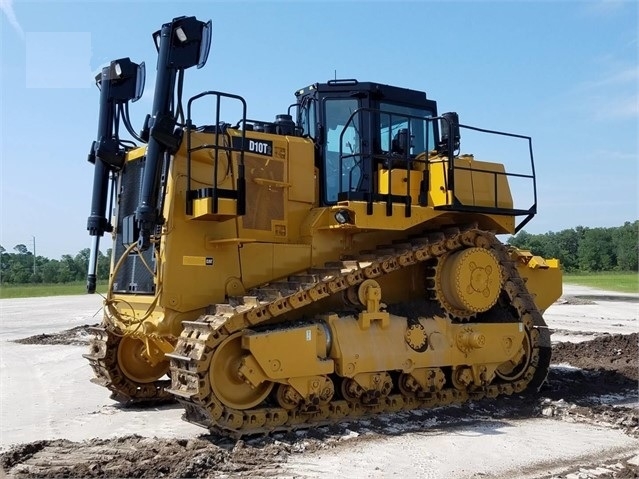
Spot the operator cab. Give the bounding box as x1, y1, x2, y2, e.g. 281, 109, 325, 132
295, 79, 438, 206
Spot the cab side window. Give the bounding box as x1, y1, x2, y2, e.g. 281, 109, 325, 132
300, 99, 317, 139
324, 98, 361, 203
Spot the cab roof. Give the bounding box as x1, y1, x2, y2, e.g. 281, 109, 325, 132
295, 79, 432, 107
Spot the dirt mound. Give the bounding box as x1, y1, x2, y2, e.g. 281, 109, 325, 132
4, 330, 637, 478
555, 294, 639, 305
540, 333, 639, 442
555, 295, 597, 305
0, 435, 288, 478
12, 325, 96, 346
2, 369, 637, 478
552, 333, 638, 381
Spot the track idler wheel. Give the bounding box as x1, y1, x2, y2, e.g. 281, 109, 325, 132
434, 247, 503, 320
210, 333, 274, 410
117, 336, 170, 384
84, 327, 172, 403
496, 330, 533, 381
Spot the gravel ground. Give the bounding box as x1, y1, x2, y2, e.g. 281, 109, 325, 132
0, 285, 637, 478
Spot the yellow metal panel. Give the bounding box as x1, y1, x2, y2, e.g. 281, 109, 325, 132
239, 243, 274, 287
239, 243, 312, 288
328, 315, 525, 377
158, 153, 242, 314
428, 157, 513, 210
528, 255, 549, 269
287, 137, 315, 204
243, 324, 334, 380
469, 161, 512, 209
450, 156, 475, 207
272, 243, 312, 280
516, 261, 563, 312
243, 154, 286, 231
336, 201, 441, 230
378, 169, 423, 205
125, 146, 146, 161
190, 197, 238, 221
428, 159, 451, 207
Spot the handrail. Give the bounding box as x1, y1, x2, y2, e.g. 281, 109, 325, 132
185, 91, 247, 216
458, 123, 537, 229
336, 107, 537, 230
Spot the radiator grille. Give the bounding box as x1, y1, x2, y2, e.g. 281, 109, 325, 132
111, 158, 156, 294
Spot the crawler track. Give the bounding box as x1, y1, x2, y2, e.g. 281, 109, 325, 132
166, 228, 551, 435
84, 327, 173, 404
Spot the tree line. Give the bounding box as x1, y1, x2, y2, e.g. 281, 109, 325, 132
507, 221, 638, 272
0, 245, 111, 284
0, 221, 637, 284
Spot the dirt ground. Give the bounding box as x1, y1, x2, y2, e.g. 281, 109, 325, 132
1, 287, 638, 478
12, 325, 92, 347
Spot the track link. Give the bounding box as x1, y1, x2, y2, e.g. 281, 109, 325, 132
167, 228, 551, 435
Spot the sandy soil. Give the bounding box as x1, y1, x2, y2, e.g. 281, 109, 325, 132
0, 284, 637, 478
544, 284, 638, 343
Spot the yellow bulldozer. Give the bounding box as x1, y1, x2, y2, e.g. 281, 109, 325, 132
84, 16, 562, 435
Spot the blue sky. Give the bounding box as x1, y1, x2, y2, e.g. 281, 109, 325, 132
1, 1, 637, 259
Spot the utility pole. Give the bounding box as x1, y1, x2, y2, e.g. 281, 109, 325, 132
32, 235, 36, 275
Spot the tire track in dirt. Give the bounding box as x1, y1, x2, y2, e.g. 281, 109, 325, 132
2, 331, 637, 478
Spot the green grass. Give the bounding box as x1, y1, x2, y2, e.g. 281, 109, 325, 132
2, 272, 638, 298
564, 271, 638, 294
0, 281, 108, 299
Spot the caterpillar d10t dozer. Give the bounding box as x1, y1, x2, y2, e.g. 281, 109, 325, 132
84, 16, 562, 435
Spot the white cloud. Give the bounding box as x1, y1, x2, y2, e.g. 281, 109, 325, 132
582, 65, 639, 89
588, 150, 639, 162
603, 92, 639, 120
576, 65, 639, 120
582, 0, 628, 16
0, 0, 23, 38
